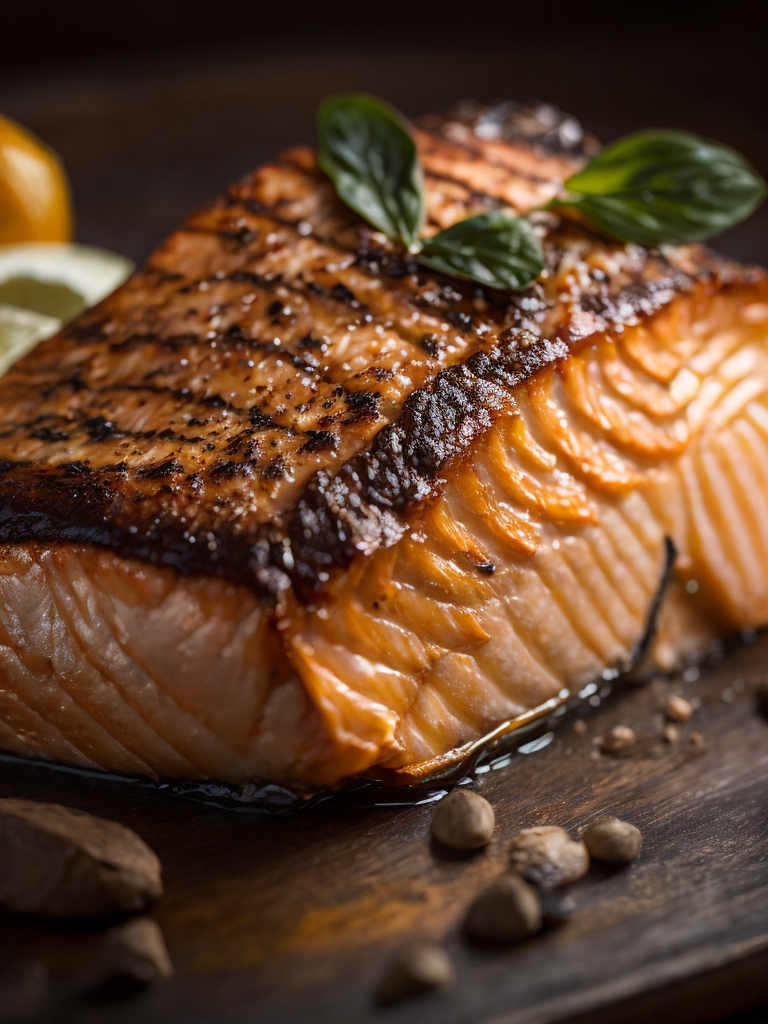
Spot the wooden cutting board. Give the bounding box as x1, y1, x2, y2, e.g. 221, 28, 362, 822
2, 633, 768, 1024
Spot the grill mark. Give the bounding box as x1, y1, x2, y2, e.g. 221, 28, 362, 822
420, 169, 502, 209
418, 100, 593, 158
419, 126, 563, 188
286, 330, 569, 591
30, 426, 71, 443
0, 100, 754, 601
107, 332, 202, 354
36, 379, 247, 417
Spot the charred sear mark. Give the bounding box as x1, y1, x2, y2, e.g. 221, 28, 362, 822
580, 274, 693, 323
63, 461, 92, 476
201, 394, 228, 409
138, 460, 184, 479
342, 390, 379, 424
298, 333, 324, 351
288, 329, 569, 590
211, 460, 255, 480
420, 99, 592, 160
248, 407, 274, 429
355, 245, 417, 279
224, 324, 249, 344
220, 226, 256, 247
300, 430, 338, 453
369, 367, 394, 382
261, 457, 287, 480
31, 427, 70, 442
83, 417, 126, 442
331, 282, 361, 308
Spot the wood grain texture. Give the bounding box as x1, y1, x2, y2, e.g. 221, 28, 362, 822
1, 634, 768, 1024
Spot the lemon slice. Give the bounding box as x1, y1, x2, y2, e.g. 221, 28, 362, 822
0, 242, 134, 377
0, 243, 134, 321
0, 303, 61, 377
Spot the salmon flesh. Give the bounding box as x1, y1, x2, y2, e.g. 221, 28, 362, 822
1, 101, 767, 790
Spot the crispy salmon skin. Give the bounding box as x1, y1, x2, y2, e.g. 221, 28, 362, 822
0, 100, 767, 789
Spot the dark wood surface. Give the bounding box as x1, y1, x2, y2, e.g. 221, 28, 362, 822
1, 36, 768, 1024
2, 635, 768, 1024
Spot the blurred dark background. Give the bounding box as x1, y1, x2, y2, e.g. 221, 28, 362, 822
1, 0, 767, 266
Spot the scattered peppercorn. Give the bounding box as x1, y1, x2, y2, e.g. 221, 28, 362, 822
583, 817, 643, 864
509, 826, 589, 889
94, 919, 173, 989
664, 695, 693, 722
375, 943, 454, 1005
663, 723, 679, 743
464, 872, 542, 943
430, 790, 495, 851
600, 725, 636, 754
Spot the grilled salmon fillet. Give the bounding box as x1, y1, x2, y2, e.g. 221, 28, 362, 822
0, 101, 767, 790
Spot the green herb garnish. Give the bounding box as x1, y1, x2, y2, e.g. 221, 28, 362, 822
318, 94, 425, 251
317, 93, 542, 289
317, 96, 767, 292
552, 130, 767, 247
417, 212, 545, 291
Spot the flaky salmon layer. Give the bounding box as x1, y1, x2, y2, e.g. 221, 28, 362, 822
1, 280, 767, 787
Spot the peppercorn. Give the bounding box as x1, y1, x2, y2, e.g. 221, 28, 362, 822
583, 817, 642, 864
664, 695, 693, 722
464, 872, 542, 943
509, 826, 590, 889
430, 790, 495, 851
375, 943, 454, 1005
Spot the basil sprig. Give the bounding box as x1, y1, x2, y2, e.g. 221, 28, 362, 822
552, 130, 767, 247
318, 94, 425, 251
417, 212, 545, 291
317, 95, 767, 292
317, 93, 543, 290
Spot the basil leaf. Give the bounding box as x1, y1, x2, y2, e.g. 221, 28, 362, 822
318, 94, 425, 250
556, 130, 767, 246
416, 212, 545, 290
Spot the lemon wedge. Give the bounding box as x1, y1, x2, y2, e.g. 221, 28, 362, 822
0, 243, 134, 319
0, 114, 73, 245
0, 304, 61, 377
0, 242, 134, 376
